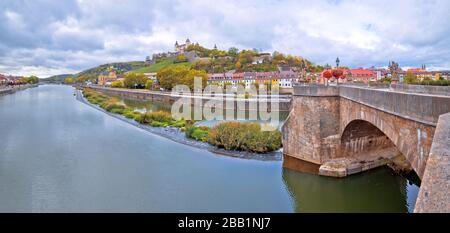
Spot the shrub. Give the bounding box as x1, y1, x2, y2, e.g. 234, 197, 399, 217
139, 111, 173, 124
207, 122, 282, 153
124, 111, 141, 119
150, 121, 165, 127
101, 99, 126, 112
186, 125, 210, 142
110, 108, 125, 114
170, 120, 186, 128
145, 80, 154, 90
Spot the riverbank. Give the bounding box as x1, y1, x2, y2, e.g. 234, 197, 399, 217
89, 85, 292, 113
75, 89, 282, 161
0, 84, 37, 96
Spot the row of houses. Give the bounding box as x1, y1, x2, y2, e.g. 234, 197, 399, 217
0, 74, 25, 86
208, 69, 299, 88
207, 67, 450, 88
96, 65, 450, 88
336, 68, 450, 83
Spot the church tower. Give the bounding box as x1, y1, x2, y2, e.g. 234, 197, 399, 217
175, 41, 179, 52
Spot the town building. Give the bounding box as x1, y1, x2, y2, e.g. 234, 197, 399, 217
251, 53, 272, 64
0, 75, 7, 86
345, 68, 376, 83
98, 70, 118, 86
208, 68, 299, 89
144, 72, 158, 81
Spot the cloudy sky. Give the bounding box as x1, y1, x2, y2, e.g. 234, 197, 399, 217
1, 0, 449, 78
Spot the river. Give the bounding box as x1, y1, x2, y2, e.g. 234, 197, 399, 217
0, 85, 419, 212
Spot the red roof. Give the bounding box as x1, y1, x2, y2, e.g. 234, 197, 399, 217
349, 68, 374, 77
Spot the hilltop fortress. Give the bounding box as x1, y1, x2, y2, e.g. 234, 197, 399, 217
145, 38, 202, 65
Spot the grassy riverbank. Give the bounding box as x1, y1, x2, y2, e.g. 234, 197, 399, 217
82, 88, 282, 153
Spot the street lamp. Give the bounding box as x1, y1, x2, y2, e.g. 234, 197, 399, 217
336, 57, 340, 68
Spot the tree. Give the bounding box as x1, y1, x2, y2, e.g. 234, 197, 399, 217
404, 71, 417, 84
24, 76, 39, 84
157, 66, 207, 91
157, 66, 190, 90
111, 80, 124, 88
64, 77, 74, 84
123, 72, 147, 89
228, 47, 239, 56
184, 69, 208, 91
435, 73, 441, 80
235, 61, 242, 70
175, 54, 188, 63
76, 75, 89, 83
145, 80, 154, 90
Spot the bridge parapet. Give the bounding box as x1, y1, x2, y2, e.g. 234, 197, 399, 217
293, 85, 339, 96
339, 85, 450, 126
391, 84, 450, 96
294, 84, 450, 126
415, 113, 450, 213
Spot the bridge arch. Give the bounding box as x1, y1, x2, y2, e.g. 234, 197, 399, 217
339, 97, 435, 178
340, 119, 396, 158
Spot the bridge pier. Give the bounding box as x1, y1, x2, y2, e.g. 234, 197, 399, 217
282, 86, 341, 165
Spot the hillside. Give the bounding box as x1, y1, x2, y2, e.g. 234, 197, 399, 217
76, 61, 146, 80
42, 74, 72, 83
132, 58, 191, 73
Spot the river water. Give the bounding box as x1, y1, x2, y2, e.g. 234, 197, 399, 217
0, 85, 419, 212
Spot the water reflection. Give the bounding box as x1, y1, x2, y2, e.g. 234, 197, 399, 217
115, 94, 289, 128
282, 166, 419, 213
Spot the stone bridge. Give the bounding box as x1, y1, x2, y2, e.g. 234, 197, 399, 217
282, 84, 450, 212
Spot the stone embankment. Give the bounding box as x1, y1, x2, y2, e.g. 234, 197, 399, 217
88, 85, 292, 112
0, 84, 37, 96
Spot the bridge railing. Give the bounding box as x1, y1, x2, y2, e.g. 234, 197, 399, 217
293, 84, 450, 126
390, 84, 450, 96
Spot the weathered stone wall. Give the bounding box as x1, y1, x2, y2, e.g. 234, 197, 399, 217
282, 95, 341, 164
415, 113, 450, 213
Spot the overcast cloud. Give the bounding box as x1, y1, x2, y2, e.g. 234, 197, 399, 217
1, 0, 449, 77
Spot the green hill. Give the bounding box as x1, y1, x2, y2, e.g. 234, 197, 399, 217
132, 59, 191, 73
76, 61, 146, 80
42, 74, 73, 83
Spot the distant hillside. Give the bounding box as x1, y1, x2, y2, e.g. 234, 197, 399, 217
138, 43, 318, 74
76, 61, 146, 80
132, 58, 191, 73
42, 74, 72, 83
